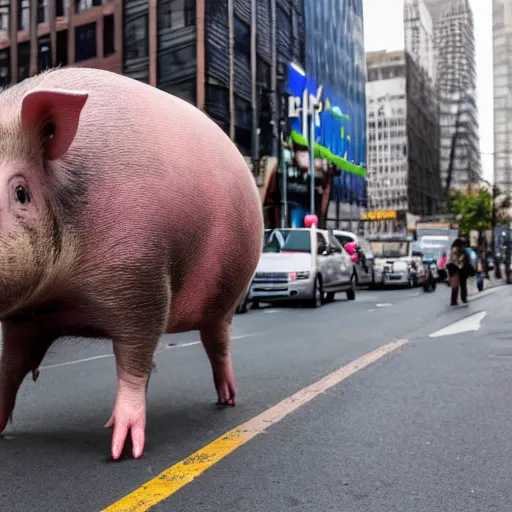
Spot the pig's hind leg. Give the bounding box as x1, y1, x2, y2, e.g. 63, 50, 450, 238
200, 319, 236, 406
0, 322, 55, 433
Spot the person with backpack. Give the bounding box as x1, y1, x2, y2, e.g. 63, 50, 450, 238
446, 238, 471, 306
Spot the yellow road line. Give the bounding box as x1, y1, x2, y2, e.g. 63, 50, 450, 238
101, 339, 408, 512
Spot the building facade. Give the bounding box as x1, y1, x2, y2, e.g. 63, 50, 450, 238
366, 50, 440, 218
122, 0, 304, 163
404, 0, 435, 81
493, 0, 512, 193
0, 0, 122, 86
284, 0, 367, 230
424, 0, 481, 194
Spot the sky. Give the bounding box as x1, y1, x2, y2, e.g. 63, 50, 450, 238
362, 0, 494, 183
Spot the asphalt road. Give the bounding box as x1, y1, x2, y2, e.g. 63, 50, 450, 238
1, 281, 510, 511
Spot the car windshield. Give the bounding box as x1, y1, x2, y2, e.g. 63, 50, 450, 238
334, 234, 354, 247
421, 246, 445, 261
263, 230, 312, 253
370, 241, 409, 258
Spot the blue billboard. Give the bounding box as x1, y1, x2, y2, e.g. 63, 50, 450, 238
303, 0, 366, 206
285, 0, 367, 211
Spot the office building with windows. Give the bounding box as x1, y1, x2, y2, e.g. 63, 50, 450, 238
404, 0, 436, 81
0, 0, 121, 86
366, 50, 440, 217
493, 0, 512, 193
122, 0, 303, 160
424, 0, 481, 193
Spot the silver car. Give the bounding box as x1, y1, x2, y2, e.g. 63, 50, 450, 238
250, 228, 356, 308
332, 230, 375, 286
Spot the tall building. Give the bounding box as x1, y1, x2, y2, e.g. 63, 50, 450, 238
425, 0, 481, 194
404, 0, 436, 81
493, 0, 512, 193
366, 50, 440, 217
0, 0, 122, 85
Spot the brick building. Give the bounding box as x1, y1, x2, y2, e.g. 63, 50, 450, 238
0, 0, 123, 85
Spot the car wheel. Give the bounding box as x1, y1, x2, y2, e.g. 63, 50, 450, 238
236, 296, 249, 314
325, 291, 336, 303
307, 275, 324, 308
346, 273, 356, 301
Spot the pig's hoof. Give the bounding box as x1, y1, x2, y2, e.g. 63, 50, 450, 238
107, 410, 146, 460
216, 381, 236, 407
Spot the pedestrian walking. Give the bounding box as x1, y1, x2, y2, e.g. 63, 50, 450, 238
446, 238, 470, 306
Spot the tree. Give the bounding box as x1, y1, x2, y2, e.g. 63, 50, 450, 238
449, 187, 493, 235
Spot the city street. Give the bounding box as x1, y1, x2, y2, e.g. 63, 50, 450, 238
1, 282, 511, 511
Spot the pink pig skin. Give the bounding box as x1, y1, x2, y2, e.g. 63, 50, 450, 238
0, 67, 263, 460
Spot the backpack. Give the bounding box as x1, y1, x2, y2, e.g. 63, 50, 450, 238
465, 248, 477, 277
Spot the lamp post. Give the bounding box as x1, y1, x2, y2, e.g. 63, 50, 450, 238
277, 72, 290, 228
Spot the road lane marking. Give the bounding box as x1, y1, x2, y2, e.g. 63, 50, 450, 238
40, 333, 259, 371
101, 338, 408, 512
376, 303, 392, 308
429, 311, 487, 338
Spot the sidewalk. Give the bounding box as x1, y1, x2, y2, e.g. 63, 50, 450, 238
467, 267, 506, 297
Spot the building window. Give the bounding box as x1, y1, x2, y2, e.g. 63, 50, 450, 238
18, 41, 30, 81
0, 0, 8, 31
37, 0, 48, 23
38, 36, 52, 72
56, 0, 65, 16
103, 14, 115, 56
75, 22, 97, 62
157, 44, 195, 82
75, 0, 102, 13
124, 15, 148, 60
18, 0, 29, 31
157, 0, 195, 31
160, 78, 196, 105
233, 16, 250, 66
0, 49, 9, 86
256, 58, 270, 89
56, 29, 68, 66
206, 85, 230, 124
234, 95, 252, 154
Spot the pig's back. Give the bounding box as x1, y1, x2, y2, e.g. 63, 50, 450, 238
39, 68, 263, 330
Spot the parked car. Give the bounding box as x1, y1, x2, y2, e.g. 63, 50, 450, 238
368, 237, 427, 288
250, 228, 356, 308
331, 230, 375, 287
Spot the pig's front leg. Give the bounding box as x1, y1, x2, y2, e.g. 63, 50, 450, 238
105, 334, 161, 460
103, 280, 170, 460
0, 322, 55, 433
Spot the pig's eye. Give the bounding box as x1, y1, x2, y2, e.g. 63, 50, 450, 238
15, 185, 30, 205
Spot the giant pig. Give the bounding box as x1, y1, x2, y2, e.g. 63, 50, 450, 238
0, 67, 263, 460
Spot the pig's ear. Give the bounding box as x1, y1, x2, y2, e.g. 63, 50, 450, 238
21, 88, 89, 161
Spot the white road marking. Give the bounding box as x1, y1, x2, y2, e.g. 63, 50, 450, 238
376, 303, 392, 308
429, 311, 487, 338
264, 309, 281, 314
40, 333, 260, 370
